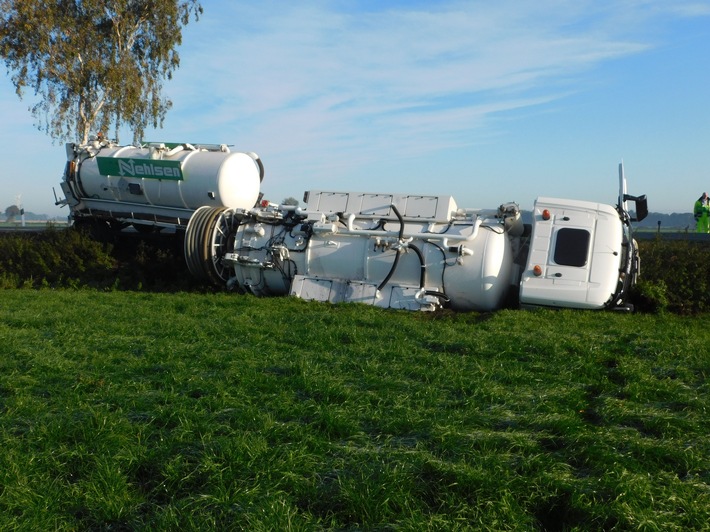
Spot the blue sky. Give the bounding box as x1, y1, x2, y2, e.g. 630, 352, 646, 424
1, 0, 709, 217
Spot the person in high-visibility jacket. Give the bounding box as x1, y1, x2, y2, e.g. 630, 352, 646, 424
694, 192, 710, 233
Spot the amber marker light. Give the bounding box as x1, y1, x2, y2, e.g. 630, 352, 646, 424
542, 209, 551, 220
533, 265, 543, 276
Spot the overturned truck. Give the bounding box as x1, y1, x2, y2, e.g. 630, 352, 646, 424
59, 138, 647, 311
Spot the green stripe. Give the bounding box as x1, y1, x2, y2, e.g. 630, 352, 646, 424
96, 157, 183, 181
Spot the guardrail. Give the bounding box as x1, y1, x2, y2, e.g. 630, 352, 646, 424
634, 230, 710, 242
0, 221, 70, 233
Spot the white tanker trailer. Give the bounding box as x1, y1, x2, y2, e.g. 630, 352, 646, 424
57, 139, 646, 311
182, 164, 647, 311
58, 137, 264, 232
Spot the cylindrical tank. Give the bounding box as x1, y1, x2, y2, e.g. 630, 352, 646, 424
69, 143, 262, 212
442, 228, 513, 311
300, 228, 512, 311
189, 200, 516, 312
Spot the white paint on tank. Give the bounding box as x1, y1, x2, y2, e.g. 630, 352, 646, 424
75, 145, 261, 211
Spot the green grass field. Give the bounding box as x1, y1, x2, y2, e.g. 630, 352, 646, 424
1, 289, 709, 530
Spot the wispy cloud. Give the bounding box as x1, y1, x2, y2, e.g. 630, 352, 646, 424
663, 2, 710, 17
164, 1, 663, 162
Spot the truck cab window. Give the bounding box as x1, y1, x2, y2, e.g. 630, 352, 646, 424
554, 228, 590, 267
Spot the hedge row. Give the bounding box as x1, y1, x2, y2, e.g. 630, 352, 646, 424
0, 226, 197, 292
632, 238, 710, 314
0, 228, 706, 313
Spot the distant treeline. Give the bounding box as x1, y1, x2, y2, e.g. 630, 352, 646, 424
1, 212, 53, 222
631, 211, 694, 230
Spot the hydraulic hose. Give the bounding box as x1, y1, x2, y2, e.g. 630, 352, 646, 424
392, 204, 405, 240
408, 243, 426, 288
377, 248, 402, 292
409, 241, 450, 305
377, 204, 405, 292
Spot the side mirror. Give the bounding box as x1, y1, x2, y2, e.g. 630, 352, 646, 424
624, 194, 648, 222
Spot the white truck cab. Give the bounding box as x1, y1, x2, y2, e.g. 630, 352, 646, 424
519, 164, 645, 310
